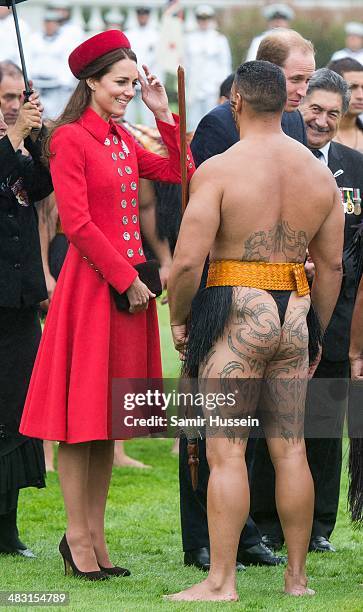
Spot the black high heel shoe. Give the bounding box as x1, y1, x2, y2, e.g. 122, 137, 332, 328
59, 535, 109, 581
98, 564, 131, 577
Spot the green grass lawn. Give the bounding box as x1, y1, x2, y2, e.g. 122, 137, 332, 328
1, 301, 362, 611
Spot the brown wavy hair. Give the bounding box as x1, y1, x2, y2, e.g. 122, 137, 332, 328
43, 47, 137, 160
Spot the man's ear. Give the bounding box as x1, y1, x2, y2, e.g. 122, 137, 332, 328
234, 92, 242, 113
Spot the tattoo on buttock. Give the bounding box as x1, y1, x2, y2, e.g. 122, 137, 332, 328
198, 286, 310, 440
242, 221, 308, 262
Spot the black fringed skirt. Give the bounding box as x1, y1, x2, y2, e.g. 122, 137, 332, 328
0, 306, 46, 514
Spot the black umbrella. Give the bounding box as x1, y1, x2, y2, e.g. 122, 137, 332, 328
0, 0, 32, 98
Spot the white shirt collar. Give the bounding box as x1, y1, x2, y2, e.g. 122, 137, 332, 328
317, 142, 331, 165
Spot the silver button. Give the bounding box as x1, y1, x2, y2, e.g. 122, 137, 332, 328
131, 182, 137, 191
121, 140, 130, 156
125, 166, 132, 175
121, 199, 127, 208
122, 216, 128, 225
123, 232, 131, 241
111, 152, 117, 161
132, 214, 138, 224
187, 154, 190, 161
134, 231, 140, 240
188, 162, 193, 169
119, 152, 125, 160
82, 255, 88, 261
131, 198, 137, 207
113, 135, 118, 144
138, 247, 143, 256
104, 138, 111, 146
127, 249, 134, 258
121, 184, 126, 192
118, 168, 123, 176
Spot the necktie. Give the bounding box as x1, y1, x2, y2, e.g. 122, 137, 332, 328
311, 148, 323, 160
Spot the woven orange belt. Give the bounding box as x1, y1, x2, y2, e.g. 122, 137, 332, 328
206, 260, 310, 297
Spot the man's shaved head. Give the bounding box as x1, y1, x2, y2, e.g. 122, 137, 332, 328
234, 60, 287, 114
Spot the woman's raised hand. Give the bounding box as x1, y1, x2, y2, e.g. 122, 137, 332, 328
138, 64, 174, 124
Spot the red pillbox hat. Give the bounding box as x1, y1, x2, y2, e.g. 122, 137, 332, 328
69, 30, 131, 78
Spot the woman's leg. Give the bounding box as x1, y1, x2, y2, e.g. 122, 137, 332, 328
87, 440, 115, 567
58, 441, 99, 572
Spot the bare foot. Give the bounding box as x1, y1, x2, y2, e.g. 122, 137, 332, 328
165, 579, 238, 602
284, 570, 315, 596
113, 441, 151, 468
113, 454, 151, 468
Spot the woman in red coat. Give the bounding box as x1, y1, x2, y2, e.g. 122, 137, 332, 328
20, 30, 194, 580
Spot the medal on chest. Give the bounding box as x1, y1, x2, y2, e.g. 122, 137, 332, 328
339, 187, 361, 215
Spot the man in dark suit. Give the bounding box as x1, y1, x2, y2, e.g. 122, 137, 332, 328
252, 68, 363, 553
180, 29, 315, 571
0, 81, 52, 557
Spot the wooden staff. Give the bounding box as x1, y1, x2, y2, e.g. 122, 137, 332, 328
177, 65, 199, 491
177, 65, 188, 214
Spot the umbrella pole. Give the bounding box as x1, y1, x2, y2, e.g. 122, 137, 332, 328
10, 0, 31, 98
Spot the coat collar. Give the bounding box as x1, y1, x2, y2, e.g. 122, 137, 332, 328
77, 106, 123, 144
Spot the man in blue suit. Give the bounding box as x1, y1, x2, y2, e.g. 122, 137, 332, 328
180, 29, 315, 572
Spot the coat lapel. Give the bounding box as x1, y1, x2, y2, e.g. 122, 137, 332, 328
328, 142, 345, 184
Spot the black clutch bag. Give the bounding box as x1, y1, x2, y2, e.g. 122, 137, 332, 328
112, 259, 162, 311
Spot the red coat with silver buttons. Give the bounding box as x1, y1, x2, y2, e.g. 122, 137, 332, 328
20, 106, 195, 443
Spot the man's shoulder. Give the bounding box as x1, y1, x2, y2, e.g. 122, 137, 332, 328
282, 109, 305, 131
281, 110, 307, 145
191, 102, 237, 161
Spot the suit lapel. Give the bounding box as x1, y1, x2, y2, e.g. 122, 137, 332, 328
328, 142, 345, 183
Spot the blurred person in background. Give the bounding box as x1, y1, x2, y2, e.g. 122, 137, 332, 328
185, 4, 232, 131
0, 80, 52, 558
0, 6, 31, 65
103, 9, 125, 32
246, 3, 294, 61
218, 73, 234, 104
328, 57, 363, 152
30, 10, 76, 120
125, 7, 161, 126
330, 22, 363, 66
48, 1, 84, 49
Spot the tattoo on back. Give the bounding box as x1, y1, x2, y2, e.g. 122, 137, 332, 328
242, 221, 308, 262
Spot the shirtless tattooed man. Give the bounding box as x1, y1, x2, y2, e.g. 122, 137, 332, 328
168, 61, 344, 601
